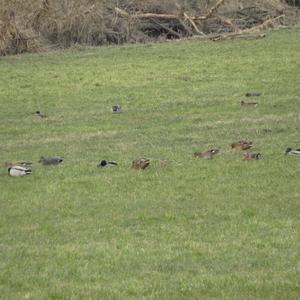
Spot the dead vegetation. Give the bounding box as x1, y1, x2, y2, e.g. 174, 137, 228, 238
0, 0, 299, 55
0, 9, 41, 55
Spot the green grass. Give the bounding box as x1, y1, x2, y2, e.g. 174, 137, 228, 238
1, 26, 300, 299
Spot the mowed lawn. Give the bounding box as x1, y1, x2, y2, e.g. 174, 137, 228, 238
0, 26, 300, 299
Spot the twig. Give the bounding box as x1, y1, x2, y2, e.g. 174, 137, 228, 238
209, 15, 284, 41
115, 8, 178, 20
217, 16, 240, 32
177, 18, 193, 36
149, 18, 181, 38
192, 0, 226, 20
115, 7, 130, 18
241, 15, 285, 33
115, 0, 227, 21
183, 12, 207, 36
210, 32, 266, 41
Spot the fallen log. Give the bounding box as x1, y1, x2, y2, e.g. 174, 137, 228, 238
209, 15, 284, 41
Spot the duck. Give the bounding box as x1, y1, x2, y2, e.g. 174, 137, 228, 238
241, 100, 258, 107
158, 159, 173, 166
260, 128, 272, 134
4, 160, 32, 168
34, 111, 46, 118
38, 156, 64, 165
112, 105, 122, 113
285, 148, 300, 156
243, 152, 262, 160
97, 160, 118, 168
245, 92, 261, 97
231, 141, 253, 150
194, 149, 219, 159
8, 165, 32, 177
132, 158, 150, 170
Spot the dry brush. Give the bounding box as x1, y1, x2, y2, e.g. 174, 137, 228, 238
0, 0, 299, 55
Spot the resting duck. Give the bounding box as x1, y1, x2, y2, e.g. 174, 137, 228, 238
231, 141, 253, 150
261, 128, 272, 133
39, 156, 63, 165
285, 148, 300, 156
97, 160, 118, 168
241, 100, 258, 107
132, 158, 150, 170
245, 92, 261, 97
194, 149, 219, 159
112, 105, 122, 113
34, 111, 46, 118
158, 159, 173, 166
243, 152, 262, 160
4, 161, 32, 168
8, 165, 32, 177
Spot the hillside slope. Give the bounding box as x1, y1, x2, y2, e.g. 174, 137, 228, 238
0, 27, 300, 299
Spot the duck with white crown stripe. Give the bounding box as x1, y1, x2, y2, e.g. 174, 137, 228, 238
194, 149, 219, 159
97, 160, 118, 168
285, 148, 300, 156
34, 111, 46, 118
8, 166, 32, 177
112, 105, 122, 113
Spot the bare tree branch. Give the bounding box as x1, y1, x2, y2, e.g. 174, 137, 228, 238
183, 12, 207, 36
192, 0, 226, 20
115, 0, 227, 21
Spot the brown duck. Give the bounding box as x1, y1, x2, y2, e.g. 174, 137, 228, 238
194, 149, 219, 159
4, 161, 33, 168
158, 159, 173, 166
132, 158, 150, 170
231, 141, 253, 150
243, 152, 262, 160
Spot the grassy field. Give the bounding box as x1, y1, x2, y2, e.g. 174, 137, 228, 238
0, 26, 300, 299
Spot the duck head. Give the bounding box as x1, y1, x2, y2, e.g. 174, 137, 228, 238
38, 156, 45, 162
255, 153, 262, 160
98, 160, 108, 167
285, 148, 292, 155
210, 149, 219, 154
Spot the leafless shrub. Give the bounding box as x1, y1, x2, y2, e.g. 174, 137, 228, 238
0, 0, 299, 55
0, 8, 42, 55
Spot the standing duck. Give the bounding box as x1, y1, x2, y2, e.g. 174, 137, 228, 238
231, 141, 253, 150
132, 159, 150, 170
8, 165, 32, 177
285, 148, 300, 156
194, 149, 219, 159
